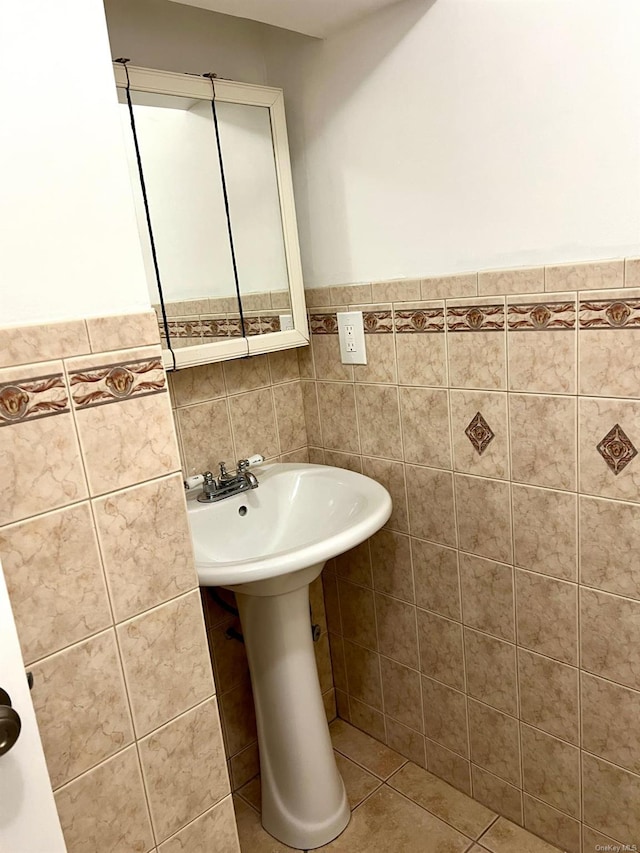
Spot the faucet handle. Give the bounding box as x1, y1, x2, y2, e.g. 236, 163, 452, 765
218, 461, 233, 482
237, 454, 264, 471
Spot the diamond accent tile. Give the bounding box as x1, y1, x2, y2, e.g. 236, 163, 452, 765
597, 423, 638, 475
465, 412, 495, 455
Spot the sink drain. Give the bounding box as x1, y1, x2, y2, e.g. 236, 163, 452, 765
238, 506, 248, 516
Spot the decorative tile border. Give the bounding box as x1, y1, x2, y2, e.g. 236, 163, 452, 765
363, 311, 393, 334
597, 424, 637, 475
508, 301, 575, 331
0, 373, 69, 427
580, 298, 640, 329
310, 313, 339, 335
447, 304, 505, 332
68, 357, 166, 410
394, 308, 445, 334
465, 412, 494, 455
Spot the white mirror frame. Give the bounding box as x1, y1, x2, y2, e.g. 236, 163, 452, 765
113, 64, 309, 369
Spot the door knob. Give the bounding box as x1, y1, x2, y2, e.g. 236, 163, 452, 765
0, 687, 21, 756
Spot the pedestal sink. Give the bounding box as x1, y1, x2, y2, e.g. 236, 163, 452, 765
187, 462, 392, 849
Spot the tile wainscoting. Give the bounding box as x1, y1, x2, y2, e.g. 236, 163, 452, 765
302, 257, 640, 853
0, 312, 240, 853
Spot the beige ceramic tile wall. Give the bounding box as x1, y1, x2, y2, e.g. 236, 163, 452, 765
0, 312, 240, 853
303, 258, 640, 853
168, 350, 336, 790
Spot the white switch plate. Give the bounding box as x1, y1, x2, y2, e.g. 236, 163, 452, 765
337, 311, 367, 364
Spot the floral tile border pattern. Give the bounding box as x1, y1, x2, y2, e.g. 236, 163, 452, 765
68, 357, 166, 410
394, 308, 445, 334
447, 304, 505, 332
579, 298, 640, 329
508, 301, 575, 331
0, 372, 69, 427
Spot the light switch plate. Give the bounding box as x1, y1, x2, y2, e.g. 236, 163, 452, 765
337, 311, 367, 364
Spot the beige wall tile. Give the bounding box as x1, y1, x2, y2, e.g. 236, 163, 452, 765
581, 588, 640, 691
75, 392, 180, 496
520, 724, 580, 818
455, 474, 512, 564
386, 719, 425, 767
356, 384, 402, 460
447, 331, 506, 390
353, 334, 397, 384
400, 387, 452, 468
380, 656, 423, 732
582, 672, 640, 774
407, 465, 456, 546
468, 700, 520, 787
523, 795, 580, 853
582, 825, 623, 851
516, 570, 578, 665
580, 495, 640, 600
0, 368, 87, 524
545, 260, 623, 291
323, 449, 362, 472
388, 761, 495, 839
305, 287, 332, 307
177, 398, 234, 475
272, 381, 307, 452
343, 641, 383, 710
371, 279, 421, 302
421, 273, 477, 300
55, 746, 153, 853
223, 354, 270, 394
450, 390, 509, 479
209, 617, 249, 694
93, 474, 196, 622
158, 796, 240, 853
117, 591, 214, 738
301, 380, 322, 445
297, 342, 315, 378
171, 363, 225, 406
330, 283, 372, 305
338, 580, 377, 649
460, 553, 514, 641
579, 328, 640, 397
396, 333, 447, 387
348, 697, 386, 741
323, 574, 341, 635
228, 387, 279, 459
0, 502, 110, 664
86, 312, 159, 353
509, 393, 576, 491
471, 766, 523, 825
426, 738, 471, 794
370, 529, 413, 602
219, 674, 257, 756
512, 484, 577, 581
518, 650, 579, 745
422, 677, 469, 757
413, 538, 461, 620
479, 267, 544, 296
363, 456, 409, 532
336, 541, 373, 586
317, 382, 360, 453
312, 334, 353, 382
375, 593, 419, 668
579, 397, 640, 503
418, 609, 465, 690
32, 629, 134, 788
464, 629, 517, 716
268, 349, 300, 384
480, 815, 560, 851
625, 257, 640, 288
0, 319, 89, 368
582, 753, 640, 842
139, 698, 230, 842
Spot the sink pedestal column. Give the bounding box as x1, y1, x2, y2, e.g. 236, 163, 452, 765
233, 562, 350, 849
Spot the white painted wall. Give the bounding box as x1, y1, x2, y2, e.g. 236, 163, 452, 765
0, 0, 150, 325
263, 0, 640, 286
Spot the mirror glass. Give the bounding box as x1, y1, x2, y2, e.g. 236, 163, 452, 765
118, 90, 242, 348
216, 102, 292, 335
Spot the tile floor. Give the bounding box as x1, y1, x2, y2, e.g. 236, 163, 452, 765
233, 720, 562, 852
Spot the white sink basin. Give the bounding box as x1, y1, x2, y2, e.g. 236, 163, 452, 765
187, 462, 392, 589
186, 461, 391, 849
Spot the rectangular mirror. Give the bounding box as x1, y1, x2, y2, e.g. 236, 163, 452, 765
114, 64, 309, 368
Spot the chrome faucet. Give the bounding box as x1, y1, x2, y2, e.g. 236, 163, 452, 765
197, 458, 260, 503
